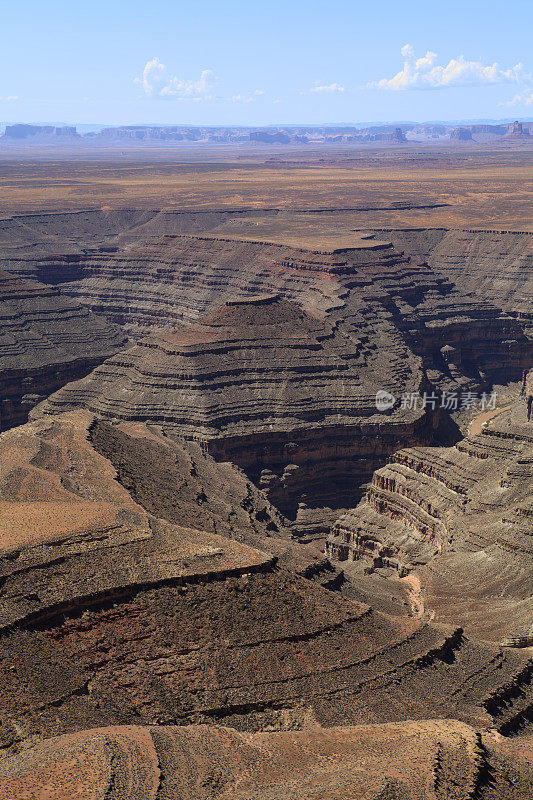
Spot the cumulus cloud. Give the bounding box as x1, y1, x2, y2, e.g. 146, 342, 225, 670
0, 95, 18, 101
371, 45, 525, 90
135, 58, 215, 100
502, 90, 533, 106
310, 82, 345, 93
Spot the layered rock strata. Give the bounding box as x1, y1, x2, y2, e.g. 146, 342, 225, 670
327, 389, 533, 651
363, 227, 533, 333
4, 228, 530, 387
35, 295, 436, 515
0, 269, 126, 430
1, 411, 532, 753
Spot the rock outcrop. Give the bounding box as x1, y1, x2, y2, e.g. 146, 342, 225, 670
327, 390, 533, 651
1, 410, 532, 755
24, 226, 531, 523
4, 226, 530, 384
360, 228, 533, 331
1, 207, 531, 340
451, 127, 474, 141
0, 269, 126, 430
0, 205, 532, 795
525, 368, 533, 421
35, 295, 436, 516
506, 121, 531, 138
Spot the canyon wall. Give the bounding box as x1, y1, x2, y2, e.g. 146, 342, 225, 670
1, 410, 532, 756
0, 269, 126, 430
34, 295, 434, 516
327, 390, 533, 653
363, 228, 533, 332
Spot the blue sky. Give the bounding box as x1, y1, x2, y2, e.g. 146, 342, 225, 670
1, 0, 532, 125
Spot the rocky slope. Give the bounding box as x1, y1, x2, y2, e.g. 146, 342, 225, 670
4, 225, 530, 387
1, 410, 532, 757
0, 269, 126, 430
2, 721, 532, 800
31, 243, 532, 520
1, 207, 531, 337
0, 208, 531, 795
362, 228, 533, 333
34, 295, 435, 516
327, 386, 533, 655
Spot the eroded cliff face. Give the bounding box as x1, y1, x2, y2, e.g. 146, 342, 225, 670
1, 210, 532, 793
0, 270, 126, 431
34, 295, 437, 516
525, 368, 533, 421
327, 389, 533, 655
0, 411, 531, 758
26, 229, 532, 520
4, 229, 530, 385
362, 228, 533, 333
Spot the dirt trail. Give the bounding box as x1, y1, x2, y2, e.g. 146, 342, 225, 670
468, 401, 513, 436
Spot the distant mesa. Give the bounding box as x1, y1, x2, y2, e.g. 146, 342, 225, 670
451, 126, 474, 141
4, 124, 79, 139
250, 130, 291, 144
505, 120, 531, 138
2, 120, 532, 146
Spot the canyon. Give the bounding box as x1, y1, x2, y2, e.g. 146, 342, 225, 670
0, 268, 126, 430
0, 170, 531, 797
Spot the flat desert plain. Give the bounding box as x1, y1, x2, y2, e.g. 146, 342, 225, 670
0, 141, 532, 229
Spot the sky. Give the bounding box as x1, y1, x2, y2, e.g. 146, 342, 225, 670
1, 0, 532, 126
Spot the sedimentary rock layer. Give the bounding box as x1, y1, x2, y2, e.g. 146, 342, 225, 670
363, 227, 533, 331
327, 389, 533, 654
2, 721, 532, 800
0, 208, 531, 325
35, 295, 436, 514
1, 411, 531, 754
0, 269, 126, 430
4, 225, 530, 387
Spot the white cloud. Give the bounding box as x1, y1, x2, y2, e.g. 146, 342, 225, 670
310, 82, 345, 93
135, 58, 215, 100
371, 45, 526, 90
0, 95, 18, 102
502, 91, 533, 106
